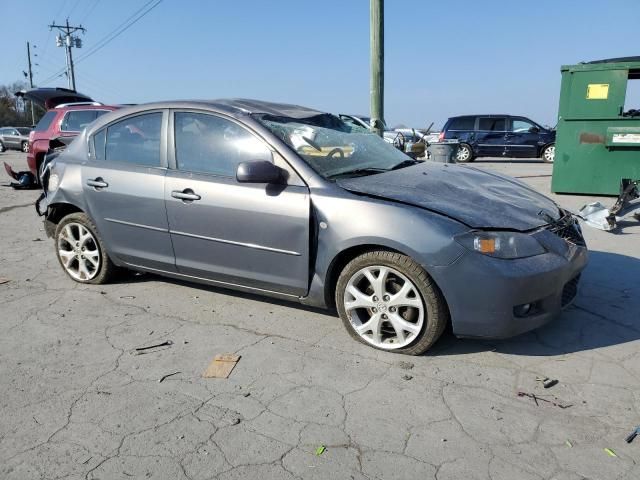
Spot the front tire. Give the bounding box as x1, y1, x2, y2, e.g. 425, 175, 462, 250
55, 213, 117, 284
335, 250, 448, 355
541, 144, 555, 163
455, 143, 474, 163
21, 141, 28, 153
0, 141, 5, 153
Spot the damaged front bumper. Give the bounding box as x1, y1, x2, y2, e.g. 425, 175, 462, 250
430, 217, 588, 339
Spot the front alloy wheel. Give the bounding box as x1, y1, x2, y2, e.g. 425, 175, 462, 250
336, 250, 448, 355
22, 141, 29, 153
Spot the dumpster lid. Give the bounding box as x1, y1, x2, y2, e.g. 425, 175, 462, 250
582, 56, 640, 64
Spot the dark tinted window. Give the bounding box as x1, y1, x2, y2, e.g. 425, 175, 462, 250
61, 110, 100, 132
34, 111, 57, 132
174, 112, 271, 177
105, 112, 162, 166
93, 129, 106, 161
447, 117, 475, 130
478, 117, 506, 131
16, 128, 31, 135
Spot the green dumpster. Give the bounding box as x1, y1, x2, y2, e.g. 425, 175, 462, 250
551, 57, 640, 195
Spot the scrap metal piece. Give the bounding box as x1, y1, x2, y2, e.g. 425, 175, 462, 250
3, 162, 38, 189
625, 425, 640, 443
579, 179, 640, 231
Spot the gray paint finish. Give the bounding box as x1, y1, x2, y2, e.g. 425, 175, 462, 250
39, 99, 588, 340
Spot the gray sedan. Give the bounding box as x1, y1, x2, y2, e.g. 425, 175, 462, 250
37, 99, 587, 355
0, 127, 31, 152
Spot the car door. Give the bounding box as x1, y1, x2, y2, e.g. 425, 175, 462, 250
82, 110, 176, 271
475, 117, 508, 156
165, 110, 310, 296
505, 117, 541, 158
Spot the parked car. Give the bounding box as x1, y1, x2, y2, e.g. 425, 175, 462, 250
15, 88, 118, 179
440, 115, 556, 163
338, 115, 427, 158
37, 99, 587, 355
0, 127, 31, 153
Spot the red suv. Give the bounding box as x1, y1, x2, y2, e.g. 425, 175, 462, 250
18, 88, 118, 177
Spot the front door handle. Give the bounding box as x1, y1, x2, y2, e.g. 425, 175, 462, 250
87, 177, 108, 189
171, 189, 201, 202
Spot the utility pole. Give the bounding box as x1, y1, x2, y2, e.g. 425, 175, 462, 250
26, 41, 35, 124
370, 0, 384, 137
49, 19, 85, 91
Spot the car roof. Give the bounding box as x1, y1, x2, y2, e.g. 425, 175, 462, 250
448, 114, 513, 119
111, 98, 327, 119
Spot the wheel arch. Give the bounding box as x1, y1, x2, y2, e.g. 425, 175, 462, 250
539, 141, 555, 156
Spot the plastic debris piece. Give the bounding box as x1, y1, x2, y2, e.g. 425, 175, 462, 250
315, 445, 326, 456
604, 448, 617, 457
135, 340, 173, 354
402, 374, 413, 381
0, 278, 10, 285
565, 440, 573, 448
543, 378, 558, 389
625, 426, 640, 443
159, 371, 180, 383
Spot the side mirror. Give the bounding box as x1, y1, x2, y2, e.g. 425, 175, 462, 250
236, 160, 283, 184
528, 126, 540, 133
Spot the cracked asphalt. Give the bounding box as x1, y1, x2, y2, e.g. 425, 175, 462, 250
0, 151, 639, 480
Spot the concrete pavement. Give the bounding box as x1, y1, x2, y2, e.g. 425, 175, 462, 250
0, 151, 638, 479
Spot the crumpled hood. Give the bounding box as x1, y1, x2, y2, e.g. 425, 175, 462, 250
337, 162, 560, 230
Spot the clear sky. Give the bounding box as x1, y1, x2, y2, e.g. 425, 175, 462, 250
2, 0, 639, 128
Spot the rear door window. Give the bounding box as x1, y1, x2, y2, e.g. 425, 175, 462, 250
34, 111, 57, 132
447, 117, 475, 130
61, 110, 110, 132
104, 112, 163, 167
478, 117, 506, 131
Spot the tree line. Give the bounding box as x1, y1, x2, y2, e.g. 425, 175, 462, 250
0, 81, 45, 127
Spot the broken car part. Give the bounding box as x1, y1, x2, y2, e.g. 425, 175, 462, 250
625, 425, 640, 443
579, 179, 640, 231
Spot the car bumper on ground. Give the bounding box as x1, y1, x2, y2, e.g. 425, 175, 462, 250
430, 229, 588, 339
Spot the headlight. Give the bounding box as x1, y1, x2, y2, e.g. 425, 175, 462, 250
48, 173, 60, 192
455, 231, 546, 259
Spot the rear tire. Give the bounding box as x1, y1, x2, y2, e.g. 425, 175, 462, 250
455, 143, 474, 163
21, 141, 28, 153
541, 144, 555, 163
55, 213, 118, 284
335, 250, 448, 355
0, 141, 5, 153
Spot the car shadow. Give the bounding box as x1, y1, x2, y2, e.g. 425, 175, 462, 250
471, 158, 550, 164
428, 250, 640, 357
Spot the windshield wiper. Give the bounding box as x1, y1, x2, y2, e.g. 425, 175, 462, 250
327, 167, 388, 180
390, 159, 421, 170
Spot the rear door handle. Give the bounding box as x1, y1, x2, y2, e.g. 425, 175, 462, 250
87, 178, 108, 189
171, 189, 201, 202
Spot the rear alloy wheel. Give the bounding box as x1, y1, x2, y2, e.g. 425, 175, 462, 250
22, 141, 28, 153
541, 144, 555, 163
455, 143, 473, 162
336, 250, 448, 355
55, 213, 117, 284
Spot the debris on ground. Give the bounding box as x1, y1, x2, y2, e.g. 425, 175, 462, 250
134, 340, 173, 355
3, 162, 38, 189
0, 277, 10, 285
517, 391, 572, 409
536, 377, 559, 389
119, 295, 136, 299
578, 179, 639, 231
203, 353, 241, 379
625, 425, 640, 443
158, 371, 181, 383
565, 440, 573, 448
604, 448, 617, 457
315, 445, 326, 456
402, 374, 413, 381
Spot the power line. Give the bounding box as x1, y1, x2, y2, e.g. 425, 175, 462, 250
79, 0, 101, 24
75, 0, 163, 65
39, 0, 163, 87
